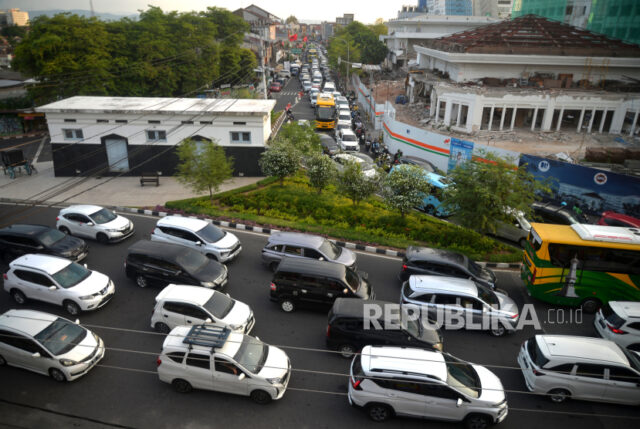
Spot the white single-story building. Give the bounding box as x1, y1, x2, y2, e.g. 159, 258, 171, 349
37, 96, 276, 177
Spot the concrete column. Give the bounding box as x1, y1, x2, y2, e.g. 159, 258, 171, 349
456, 104, 462, 127
499, 107, 507, 131
577, 109, 585, 133
510, 107, 517, 131
556, 108, 564, 131
435, 98, 440, 122
587, 108, 596, 133
443, 100, 452, 126
488, 106, 495, 131
631, 111, 639, 137
531, 108, 539, 131
598, 109, 607, 133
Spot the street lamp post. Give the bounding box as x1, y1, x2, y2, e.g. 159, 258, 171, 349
335, 38, 350, 93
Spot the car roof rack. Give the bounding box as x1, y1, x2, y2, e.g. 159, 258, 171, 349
183, 325, 231, 350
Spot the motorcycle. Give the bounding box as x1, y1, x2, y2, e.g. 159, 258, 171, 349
286, 110, 295, 122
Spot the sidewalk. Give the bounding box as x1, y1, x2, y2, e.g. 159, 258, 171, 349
0, 160, 263, 208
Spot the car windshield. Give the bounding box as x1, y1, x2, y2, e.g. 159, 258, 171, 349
467, 259, 482, 277
234, 336, 268, 374
477, 285, 499, 307
344, 268, 360, 292
317, 106, 335, 120
197, 224, 225, 243
318, 239, 341, 259
35, 318, 87, 356
36, 228, 66, 247
89, 208, 117, 224
342, 134, 356, 142
204, 292, 235, 319
622, 348, 640, 373
52, 262, 91, 288
444, 354, 480, 398
176, 249, 209, 273
339, 114, 351, 121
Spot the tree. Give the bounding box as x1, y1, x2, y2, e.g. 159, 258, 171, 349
306, 153, 336, 194
382, 165, 432, 217
285, 15, 299, 25
259, 141, 299, 186
175, 139, 234, 202
442, 151, 549, 233
336, 160, 379, 205
369, 20, 388, 38
274, 122, 322, 158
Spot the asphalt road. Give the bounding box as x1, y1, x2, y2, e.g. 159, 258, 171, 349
0, 204, 638, 429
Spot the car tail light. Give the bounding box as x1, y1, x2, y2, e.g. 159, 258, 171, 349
351, 379, 362, 390
56, 217, 59, 221
156, 358, 162, 367
2, 273, 7, 280
270, 282, 276, 291
510, 313, 519, 319
402, 264, 407, 271
326, 325, 330, 337
607, 323, 627, 334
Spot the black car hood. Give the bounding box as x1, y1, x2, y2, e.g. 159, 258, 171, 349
49, 235, 87, 256
192, 259, 225, 281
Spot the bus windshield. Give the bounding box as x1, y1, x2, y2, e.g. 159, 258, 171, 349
316, 106, 335, 121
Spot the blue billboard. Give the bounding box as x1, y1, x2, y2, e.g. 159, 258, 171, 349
447, 138, 474, 173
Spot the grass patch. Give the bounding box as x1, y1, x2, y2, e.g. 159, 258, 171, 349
165, 172, 521, 262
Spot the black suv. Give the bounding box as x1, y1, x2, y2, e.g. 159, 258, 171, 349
270, 258, 374, 313
125, 240, 228, 289
399, 246, 496, 289
0, 224, 88, 263
531, 202, 586, 225
326, 298, 442, 358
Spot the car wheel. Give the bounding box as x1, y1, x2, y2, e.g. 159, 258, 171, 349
489, 324, 506, 337
49, 368, 67, 382
465, 414, 491, 429
580, 298, 601, 314
424, 204, 436, 216
548, 388, 570, 403
338, 344, 356, 359
136, 275, 148, 288
518, 237, 527, 248
0, 354, 6, 366
96, 233, 109, 244
280, 299, 295, 313
367, 403, 393, 422
58, 226, 70, 235
64, 300, 81, 316
250, 389, 272, 405
172, 379, 192, 393
11, 289, 26, 305
155, 322, 170, 334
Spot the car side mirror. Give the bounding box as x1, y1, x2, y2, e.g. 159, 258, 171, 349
319, 257, 324, 261
196, 241, 202, 246
48, 286, 56, 291
84, 264, 88, 268
36, 245, 45, 250
238, 373, 246, 381
514, 223, 521, 228
456, 398, 463, 407
87, 222, 94, 226
75, 319, 80, 324
343, 288, 349, 295
31, 352, 41, 358
205, 318, 212, 323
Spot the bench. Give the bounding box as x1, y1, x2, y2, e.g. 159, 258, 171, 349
140, 172, 159, 187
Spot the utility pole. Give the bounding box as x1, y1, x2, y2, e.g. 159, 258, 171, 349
260, 45, 267, 99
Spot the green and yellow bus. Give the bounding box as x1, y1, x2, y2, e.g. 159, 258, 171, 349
521, 223, 640, 313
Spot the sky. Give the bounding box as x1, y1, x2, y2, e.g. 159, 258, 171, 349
1, 0, 408, 24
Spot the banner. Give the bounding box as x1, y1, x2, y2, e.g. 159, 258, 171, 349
447, 138, 474, 172
520, 154, 640, 217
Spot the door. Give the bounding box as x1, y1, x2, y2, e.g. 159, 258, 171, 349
65, 213, 94, 238
384, 380, 426, 417
162, 228, 200, 252
160, 302, 187, 329
605, 367, 640, 405
1, 236, 37, 259
182, 304, 210, 326
13, 270, 58, 305
105, 138, 129, 172
572, 364, 608, 400
420, 384, 466, 421
213, 357, 249, 395
184, 352, 214, 390
298, 275, 325, 306
0, 331, 52, 375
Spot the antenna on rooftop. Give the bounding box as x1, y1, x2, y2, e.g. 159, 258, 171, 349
89, 0, 95, 17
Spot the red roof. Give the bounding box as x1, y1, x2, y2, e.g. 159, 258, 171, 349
421, 15, 640, 57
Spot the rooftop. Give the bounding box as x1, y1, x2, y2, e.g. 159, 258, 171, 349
408, 275, 478, 296
37, 96, 276, 116
362, 345, 447, 381
538, 335, 630, 366
0, 310, 58, 336
158, 216, 210, 232
11, 254, 71, 275
420, 15, 640, 57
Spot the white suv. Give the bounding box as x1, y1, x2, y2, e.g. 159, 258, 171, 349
0, 309, 104, 381
157, 325, 291, 404
594, 301, 640, 351
349, 346, 508, 426
56, 205, 134, 243
151, 216, 241, 263
337, 129, 358, 151
151, 284, 255, 334
3, 254, 115, 315
517, 335, 640, 405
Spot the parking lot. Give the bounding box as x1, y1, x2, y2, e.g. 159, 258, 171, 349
1, 204, 639, 428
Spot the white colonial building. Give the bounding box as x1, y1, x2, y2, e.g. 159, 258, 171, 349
37, 96, 276, 177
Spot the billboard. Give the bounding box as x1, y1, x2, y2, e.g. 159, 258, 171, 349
447, 138, 474, 172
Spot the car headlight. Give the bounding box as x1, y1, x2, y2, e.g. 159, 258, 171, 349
59, 358, 77, 367
267, 377, 283, 385
201, 281, 215, 288
79, 294, 96, 300
106, 228, 121, 233
433, 342, 443, 351
229, 324, 243, 331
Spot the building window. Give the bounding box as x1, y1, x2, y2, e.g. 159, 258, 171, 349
96, 119, 108, 123
63, 129, 83, 140
115, 119, 127, 124
181, 120, 194, 124
64, 119, 76, 123
146, 130, 167, 142
148, 120, 160, 124
230, 131, 251, 143
200, 121, 212, 125
233, 121, 246, 125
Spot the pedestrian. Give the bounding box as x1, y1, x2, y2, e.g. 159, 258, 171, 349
286, 102, 291, 113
